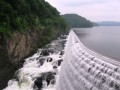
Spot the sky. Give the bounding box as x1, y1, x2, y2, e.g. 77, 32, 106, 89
45, 0, 120, 22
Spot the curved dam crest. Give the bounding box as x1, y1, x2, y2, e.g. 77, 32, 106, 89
72, 30, 120, 66
57, 30, 120, 90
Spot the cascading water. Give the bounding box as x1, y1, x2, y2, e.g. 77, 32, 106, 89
3, 35, 67, 90
57, 30, 120, 90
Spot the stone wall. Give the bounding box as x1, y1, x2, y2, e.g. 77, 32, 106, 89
57, 30, 120, 90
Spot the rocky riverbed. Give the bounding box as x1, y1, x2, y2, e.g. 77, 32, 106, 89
3, 35, 67, 90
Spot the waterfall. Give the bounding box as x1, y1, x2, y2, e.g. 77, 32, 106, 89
57, 30, 120, 90
4, 30, 120, 90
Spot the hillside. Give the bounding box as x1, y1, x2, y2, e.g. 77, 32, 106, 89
0, 0, 68, 36
97, 21, 120, 26
0, 0, 68, 89
62, 14, 93, 28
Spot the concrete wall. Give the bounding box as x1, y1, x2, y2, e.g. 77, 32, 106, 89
57, 30, 120, 90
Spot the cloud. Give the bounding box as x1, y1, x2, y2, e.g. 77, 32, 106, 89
45, 0, 120, 21
58, 0, 105, 7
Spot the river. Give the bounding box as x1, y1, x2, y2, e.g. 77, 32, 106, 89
3, 35, 67, 90
74, 26, 120, 61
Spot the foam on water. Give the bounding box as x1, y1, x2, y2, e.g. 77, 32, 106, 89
3, 36, 67, 90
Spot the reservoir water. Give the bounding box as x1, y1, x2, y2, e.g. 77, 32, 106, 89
74, 26, 120, 61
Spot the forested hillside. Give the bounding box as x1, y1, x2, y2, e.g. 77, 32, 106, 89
62, 14, 93, 28
0, 0, 67, 36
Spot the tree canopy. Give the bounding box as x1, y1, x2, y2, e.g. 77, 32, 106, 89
0, 0, 68, 36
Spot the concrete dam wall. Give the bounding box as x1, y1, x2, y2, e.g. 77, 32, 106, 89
57, 30, 120, 90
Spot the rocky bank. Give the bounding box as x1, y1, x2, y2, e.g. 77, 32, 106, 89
0, 29, 67, 89
3, 34, 67, 90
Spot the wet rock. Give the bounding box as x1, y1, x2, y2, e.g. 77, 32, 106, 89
47, 48, 55, 54
58, 59, 63, 66
58, 40, 66, 49
47, 57, 53, 62
38, 58, 46, 66
37, 49, 42, 55
46, 72, 55, 86
59, 51, 64, 55
40, 49, 50, 56
41, 72, 55, 86
40, 49, 54, 56
60, 35, 67, 39
34, 77, 43, 89
14, 70, 21, 81
61, 40, 66, 44
50, 79, 56, 85
53, 59, 63, 68
53, 65, 58, 68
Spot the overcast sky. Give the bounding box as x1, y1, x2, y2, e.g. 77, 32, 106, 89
45, 0, 120, 22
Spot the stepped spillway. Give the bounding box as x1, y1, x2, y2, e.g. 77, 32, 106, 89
57, 30, 120, 90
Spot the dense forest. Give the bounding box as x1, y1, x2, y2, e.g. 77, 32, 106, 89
62, 14, 93, 28
0, 0, 68, 37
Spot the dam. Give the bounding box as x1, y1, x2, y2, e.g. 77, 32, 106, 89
57, 30, 120, 90
4, 28, 120, 90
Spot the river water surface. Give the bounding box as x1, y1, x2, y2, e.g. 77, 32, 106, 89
74, 26, 120, 61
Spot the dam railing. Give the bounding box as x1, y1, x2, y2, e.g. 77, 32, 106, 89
57, 30, 120, 90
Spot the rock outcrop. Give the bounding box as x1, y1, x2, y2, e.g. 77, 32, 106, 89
0, 29, 66, 89
3, 35, 67, 90
1, 30, 41, 64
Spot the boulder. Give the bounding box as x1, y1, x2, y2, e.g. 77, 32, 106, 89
41, 72, 55, 86
40, 49, 54, 56
47, 57, 53, 62
58, 59, 63, 66
59, 51, 64, 55
34, 77, 43, 89
46, 72, 55, 86
38, 58, 46, 66
53, 65, 58, 69
40, 49, 50, 56
50, 79, 56, 85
